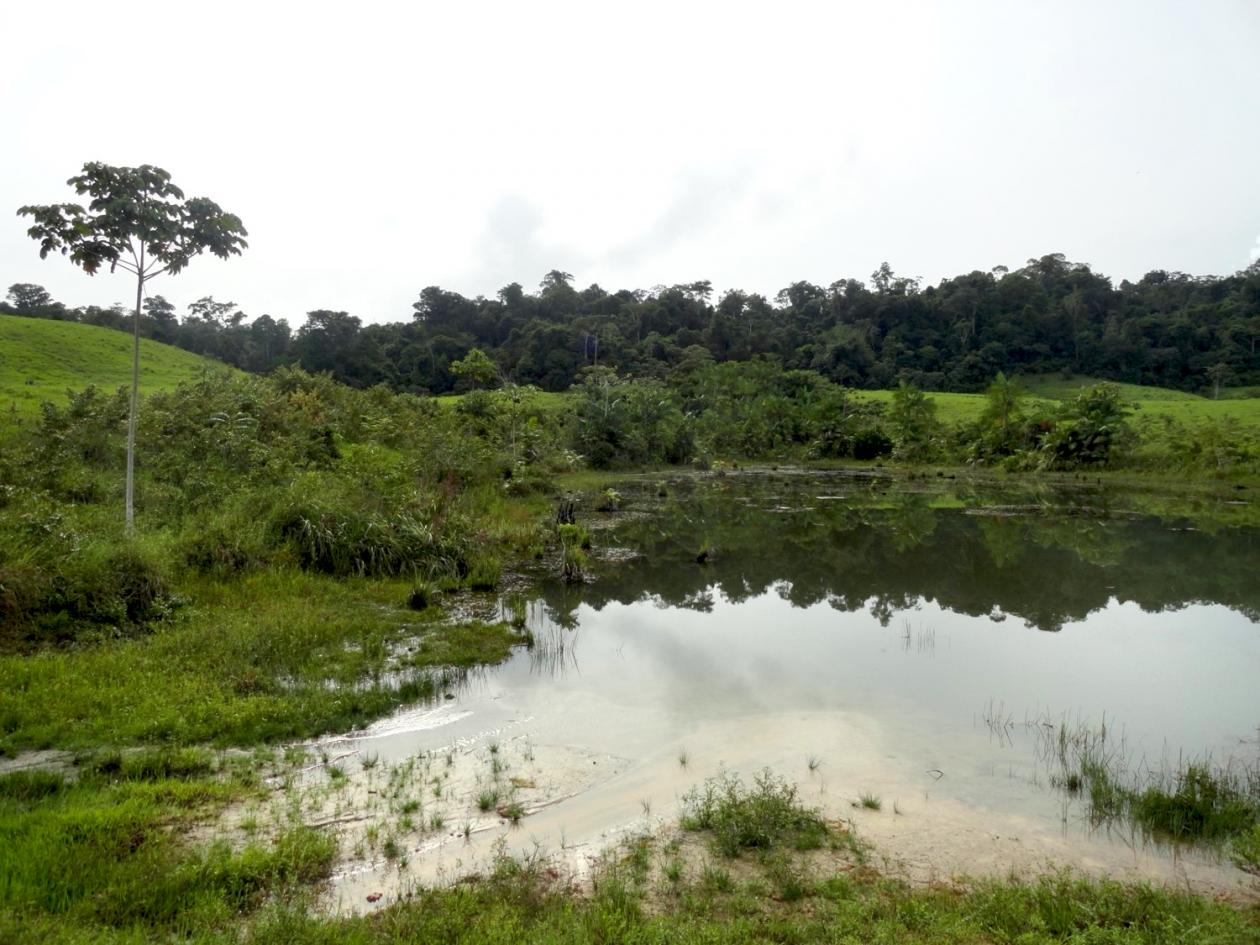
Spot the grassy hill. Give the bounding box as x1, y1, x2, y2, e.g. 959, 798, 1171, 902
852, 375, 1260, 430
0, 316, 232, 429
1017, 374, 1205, 402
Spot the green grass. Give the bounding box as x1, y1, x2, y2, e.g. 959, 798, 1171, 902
1018, 374, 1206, 402
850, 388, 991, 425
0, 570, 530, 753
1, 765, 1256, 943
0, 315, 234, 427
680, 770, 830, 857
1043, 720, 1260, 848
434, 388, 570, 412
0, 762, 333, 938
852, 379, 1260, 434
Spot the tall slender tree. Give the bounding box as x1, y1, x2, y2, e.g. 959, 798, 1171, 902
19, 163, 247, 530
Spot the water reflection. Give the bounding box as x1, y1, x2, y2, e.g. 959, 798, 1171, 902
533, 472, 1260, 633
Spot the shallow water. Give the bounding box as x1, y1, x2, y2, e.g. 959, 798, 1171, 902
319, 471, 1260, 909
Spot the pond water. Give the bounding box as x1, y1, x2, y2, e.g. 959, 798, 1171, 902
319, 470, 1260, 909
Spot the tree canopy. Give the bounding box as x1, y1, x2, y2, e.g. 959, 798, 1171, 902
6, 253, 1259, 398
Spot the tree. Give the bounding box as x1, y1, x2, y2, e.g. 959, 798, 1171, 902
19, 163, 247, 530
6, 282, 55, 315
142, 294, 179, 344
1206, 362, 1231, 400
449, 347, 499, 389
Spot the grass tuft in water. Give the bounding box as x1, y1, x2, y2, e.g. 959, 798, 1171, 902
1042, 719, 1260, 844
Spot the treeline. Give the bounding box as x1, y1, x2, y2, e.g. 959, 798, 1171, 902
6, 252, 1260, 394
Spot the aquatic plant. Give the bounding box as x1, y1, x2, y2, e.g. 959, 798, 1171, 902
558, 523, 587, 583
1039, 718, 1260, 843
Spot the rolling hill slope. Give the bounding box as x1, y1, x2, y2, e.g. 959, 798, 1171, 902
0, 316, 234, 427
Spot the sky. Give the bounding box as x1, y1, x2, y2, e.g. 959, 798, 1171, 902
1, 0, 1257, 326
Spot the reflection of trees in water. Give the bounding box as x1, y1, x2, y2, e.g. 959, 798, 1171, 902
535, 475, 1260, 633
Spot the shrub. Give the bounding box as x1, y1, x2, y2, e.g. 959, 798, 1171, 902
680, 770, 829, 857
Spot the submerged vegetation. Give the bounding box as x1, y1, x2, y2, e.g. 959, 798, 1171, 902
1038, 718, 1260, 867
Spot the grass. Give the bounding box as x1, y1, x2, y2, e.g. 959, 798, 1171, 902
0, 315, 233, 427
0, 758, 334, 937
1041, 719, 1260, 847
857, 792, 882, 811
1, 759, 1257, 942
434, 388, 570, 413
0, 570, 531, 753
680, 770, 830, 857
1017, 374, 1207, 402
851, 377, 1260, 432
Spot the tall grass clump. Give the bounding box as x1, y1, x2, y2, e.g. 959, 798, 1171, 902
0, 516, 175, 648
1041, 719, 1260, 846
680, 770, 829, 857
268, 497, 471, 579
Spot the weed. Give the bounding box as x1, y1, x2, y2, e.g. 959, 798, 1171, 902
700, 863, 734, 893
858, 793, 882, 811
1040, 719, 1259, 843
500, 801, 525, 823
681, 770, 829, 858
662, 857, 684, 884
1231, 824, 1260, 874
763, 851, 811, 902
407, 582, 436, 610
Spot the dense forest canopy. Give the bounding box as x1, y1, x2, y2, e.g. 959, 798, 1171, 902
6, 254, 1259, 395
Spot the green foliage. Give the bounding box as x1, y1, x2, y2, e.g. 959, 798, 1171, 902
268, 494, 470, 579
0, 767, 331, 935
1130, 764, 1258, 840
887, 380, 942, 461
9, 253, 1260, 399
557, 523, 587, 583
1037, 382, 1134, 468
572, 370, 691, 468
448, 347, 499, 389
19, 163, 247, 278
1232, 823, 1260, 874
680, 770, 829, 857
1044, 721, 1259, 844
0, 524, 174, 648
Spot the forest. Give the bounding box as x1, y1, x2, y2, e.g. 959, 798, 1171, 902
6, 252, 1260, 397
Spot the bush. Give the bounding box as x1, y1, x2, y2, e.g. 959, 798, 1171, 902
267, 496, 470, 579
680, 770, 829, 857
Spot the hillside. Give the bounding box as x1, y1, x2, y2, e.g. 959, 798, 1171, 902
0, 315, 233, 427
851, 376, 1260, 430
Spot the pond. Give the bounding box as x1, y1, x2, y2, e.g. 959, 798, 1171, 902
317, 470, 1260, 909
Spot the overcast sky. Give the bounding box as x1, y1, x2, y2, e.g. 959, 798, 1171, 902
2, 1, 1257, 325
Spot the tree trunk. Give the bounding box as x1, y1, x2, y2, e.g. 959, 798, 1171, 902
125, 251, 143, 532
